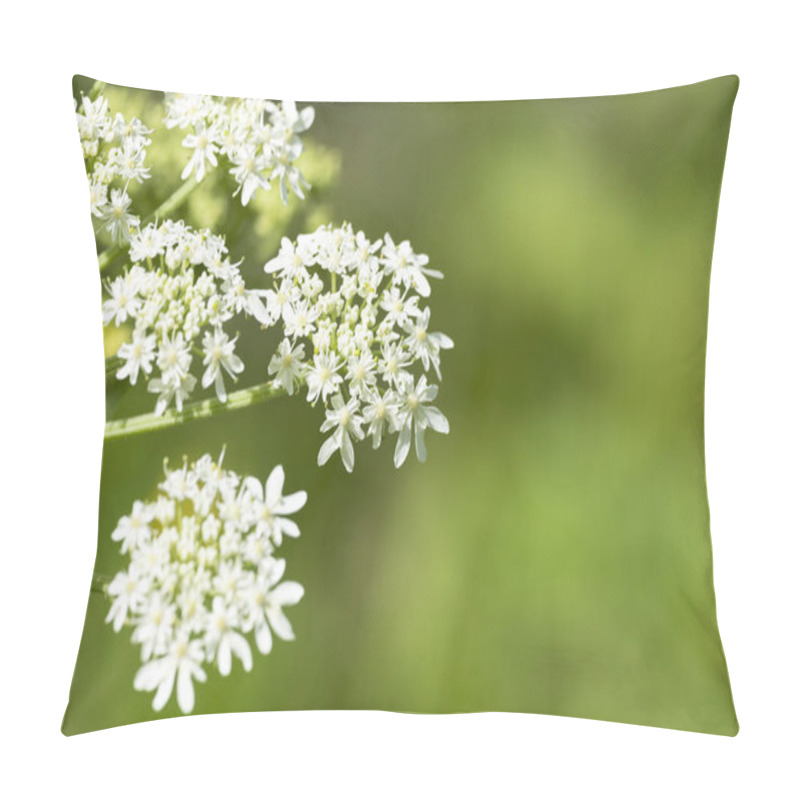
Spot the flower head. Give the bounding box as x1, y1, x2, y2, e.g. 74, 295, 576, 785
105, 453, 306, 714
103, 222, 259, 414
164, 94, 315, 206
259, 223, 453, 471
76, 94, 151, 235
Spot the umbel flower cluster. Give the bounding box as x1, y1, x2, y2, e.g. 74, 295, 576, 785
85, 88, 453, 472
105, 452, 306, 714
75, 95, 151, 243
102, 222, 255, 412
164, 94, 315, 205
251, 223, 454, 471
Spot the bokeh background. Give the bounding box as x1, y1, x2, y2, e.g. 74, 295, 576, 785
64, 76, 739, 735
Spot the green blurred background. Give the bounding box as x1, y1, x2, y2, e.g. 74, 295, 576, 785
64, 76, 739, 735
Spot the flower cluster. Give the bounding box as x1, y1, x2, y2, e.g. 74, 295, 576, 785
75, 95, 151, 243
250, 223, 454, 472
164, 94, 315, 206
102, 221, 257, 413
105, 452, 306, 714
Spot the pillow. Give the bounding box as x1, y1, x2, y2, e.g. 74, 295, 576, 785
63, 74, 739, 736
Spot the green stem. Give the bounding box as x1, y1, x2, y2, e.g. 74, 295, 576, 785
105, 355, 123, 376
88, 80, 106, 102
104, 381, 284, 440
97, 179, 200, 273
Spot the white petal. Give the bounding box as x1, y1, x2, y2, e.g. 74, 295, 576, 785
394, 423, 412, 468
268, 558, 287, 584
421, 383, 438, 402
176, 663, 196, 714
266, 465, 285, 504
201, 364, 215, 389
415, 422, 427, 463
243, 476, 264, 500
271, 581, 304, 606
341, 433, 355, 473
246, 293, 270, 323
242, 179, 256, 206
152, 671, 176, 712
267, 608, 295, 641
230, 632, 253, 672
415, 273, 432, 297
134, 659, 165, 692
318, 434, 339, 466
214, 371, 227, 403
432, 332, 454, 349
277, 489, 307, 515
255, 621, 273, 654
217, 639, 232, 676
425, 406, 450, 434
299, 106, 315, 130
277, 518, 301, 539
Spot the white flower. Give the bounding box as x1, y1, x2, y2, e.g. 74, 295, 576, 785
102, 270, 142, 325
362, 388, 400, 449
346, 351, 377, 396
402, 307, 454, 379
76, 93, 151, 225
131, 592, 176, 661
204, 597, 252, 676
88, 179, 108, 217
181, 125, 219, 182
116, 330, 156, 385
133, 634, 207, 713
229, 144, 270, 205
105, 453, 306, 714
283, 300, 320, 338
111, 501, 154, 554
380, 286, 421, 326
114, 138, 151, 183
201, 328, 244, 402
105, 567, 150, 632
306, 352, 342, 404
318, 394, 365, 473
378, 342, 411, 388
394, 375, 450, 467
148, 372, 197, 416
77, 95, 110, 140
244, 465, 308, 544
101, 187, 138, 244
156, 331, 192, 384
243, 559, 305, 655
268, 339, 305, 395
265, 236, 316, 278
381, 234, 443, 297
163, 93, 314, 205
271, 143, 309, 205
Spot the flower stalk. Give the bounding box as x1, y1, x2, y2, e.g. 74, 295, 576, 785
104, 380, 283, 440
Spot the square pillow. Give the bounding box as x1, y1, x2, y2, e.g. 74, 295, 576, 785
63, 74, 739, 736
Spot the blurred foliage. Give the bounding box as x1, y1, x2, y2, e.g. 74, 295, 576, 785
64, 77, 738, 736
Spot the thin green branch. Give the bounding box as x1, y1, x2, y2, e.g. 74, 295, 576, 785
97, 178, 200, 273
105, 355, 123, 376
88, 80, 106, 101
104, 381, 284, 440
